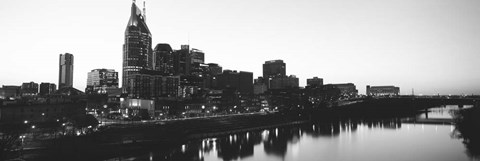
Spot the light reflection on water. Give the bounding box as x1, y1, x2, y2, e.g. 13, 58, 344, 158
112, 106, 477, 161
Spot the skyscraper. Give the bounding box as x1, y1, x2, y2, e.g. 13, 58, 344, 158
263, 60, 286, 88
263, 60, 286, 79
123, 0, 152, 93
59, 53, 74, 89
153, 43, 174, 75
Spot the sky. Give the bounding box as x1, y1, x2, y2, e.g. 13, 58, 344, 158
1, 0, 479, 95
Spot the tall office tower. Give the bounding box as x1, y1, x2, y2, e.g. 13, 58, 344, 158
173, 45, 191, 75
86, 69, 119, 93
153, 43, 174, 75
59, 53, 74, 89
262, 60, 286, 88
123, 0, 152, 92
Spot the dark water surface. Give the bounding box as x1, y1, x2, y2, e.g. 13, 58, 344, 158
111, 106, 479, 161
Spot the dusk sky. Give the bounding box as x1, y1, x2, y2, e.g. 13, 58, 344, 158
1, 0, 479, 95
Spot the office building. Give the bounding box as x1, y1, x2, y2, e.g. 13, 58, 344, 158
173, 45, 191, 75
366, 85, 400, 96
307, 77, 323, 88
218, 70, 253, 95
263, 60, 286, 88
59, 53, 74, 89
253, 77, 267, 95
269, 75, 299, 89
324, 83, 358, 98
123, 1, 153, 92
0, 85, 21, 99
153, 43, 174, 75
39, 83, 56, 96
86, 69, 119, 94
21, 82, 39, 96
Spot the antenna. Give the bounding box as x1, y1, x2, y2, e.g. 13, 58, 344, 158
143, 0, 146, 22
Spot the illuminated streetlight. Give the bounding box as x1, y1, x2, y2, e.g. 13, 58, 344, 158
31, 125, 36, 129
24, 120, 28, 124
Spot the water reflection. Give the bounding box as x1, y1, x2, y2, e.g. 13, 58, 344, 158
124, 119, 406, 161
112, 106, 477, 161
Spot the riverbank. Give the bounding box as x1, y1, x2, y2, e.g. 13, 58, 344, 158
18, 103, 464, 160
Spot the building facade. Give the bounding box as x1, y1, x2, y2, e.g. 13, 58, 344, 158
366, 85, 400, 96
59, 53, 74, 89
269, 75, 299, 89
86, 69, 119, 94
123, 1, 153, 93
307, 77, 323, 88
263, 60, 286, 89
324, 83, 358, 98
39, 83, 56, 96
153, 43, 174, 75
21, 82, 39, 96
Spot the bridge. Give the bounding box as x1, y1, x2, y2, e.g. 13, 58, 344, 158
345, 95, 480, 110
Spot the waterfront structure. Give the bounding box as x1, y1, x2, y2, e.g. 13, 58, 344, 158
263, 60, 286, 88
59, 53, 74, 89
324, 83, 358, 98
39, 83, 56, 96
307, 77, 323, 88
21, 82, 39, 96
86, 69, 119, 94
123, 1, 153, 93
153, 43, 174, 75
366, 85, 400, 96
269, 75, 299, 89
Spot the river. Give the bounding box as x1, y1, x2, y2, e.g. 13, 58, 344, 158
110, 105, 479, 161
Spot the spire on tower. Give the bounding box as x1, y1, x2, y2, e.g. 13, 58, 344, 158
143, 0, 147, 22
133, 0, 136, 3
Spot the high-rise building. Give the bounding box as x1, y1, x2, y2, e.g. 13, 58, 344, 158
173, 45, 191, 76
153, 43, 174, 75
86, 69, 119, 94
263, 60, 286, 88
21, 82, 39, 96
123, 1, 152, 93
263, 60, 286, 79
307, 77, 323, 88
190, 48, 205, 64
39, 83, 56, 96
59, 53, 74, 89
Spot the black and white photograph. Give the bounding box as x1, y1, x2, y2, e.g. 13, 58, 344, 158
1, 0, 479, 160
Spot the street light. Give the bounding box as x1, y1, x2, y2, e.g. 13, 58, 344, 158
24, 120, 28, 124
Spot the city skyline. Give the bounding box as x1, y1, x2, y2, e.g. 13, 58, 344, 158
1, 0, 480, 95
